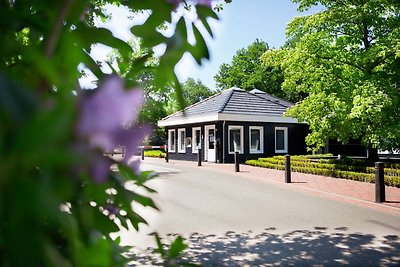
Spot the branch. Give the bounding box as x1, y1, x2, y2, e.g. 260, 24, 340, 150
45, 0, 74, 58
318, 55, 366, 72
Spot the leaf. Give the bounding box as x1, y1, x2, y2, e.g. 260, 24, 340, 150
131, 192, 158, 210
167, 236, 188, 260
190, 24, 209, 64
132, 25, 166, 48
93, 208, 120, 234
196, 5, 219, 20
76, 24, 132, 60
153, 233, 166, 257
0, 73, 37, 125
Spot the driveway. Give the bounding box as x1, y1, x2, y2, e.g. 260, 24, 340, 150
120, 158, 400, 266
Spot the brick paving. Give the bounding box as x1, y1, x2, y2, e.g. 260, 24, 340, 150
143, 157, 400, 216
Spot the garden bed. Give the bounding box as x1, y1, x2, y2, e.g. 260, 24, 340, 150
246, 155, 400, 188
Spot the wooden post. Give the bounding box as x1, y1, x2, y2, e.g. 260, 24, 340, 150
285, 154, 291, 183
165, 146, 169, 163
141, 147, 144, 160
198, 148, 202, 166
235, 151, 240, 172
375, 162, 385, 203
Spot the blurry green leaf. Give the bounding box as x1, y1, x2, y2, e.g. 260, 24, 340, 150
168, 236, 188, 260
131, 24, 166, 47
79, 235, 112, 267
76, 24, 132, 60
131, 191, 158, 210
93, 209, 120, 234
0, 73, 37, 125
196, 5, 219, 38
197, 5, 219, 20
153, 233, 166, 257
117, 163, 156, 187
190, 24, 209, 64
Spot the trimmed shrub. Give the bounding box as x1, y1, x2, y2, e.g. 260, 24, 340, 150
144, 149, 166, 158
246, 155, 400, 188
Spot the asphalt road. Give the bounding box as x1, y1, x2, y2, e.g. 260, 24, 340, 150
119, 160, 400, 266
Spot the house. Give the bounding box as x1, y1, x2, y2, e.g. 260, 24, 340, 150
157, 87, 309, 163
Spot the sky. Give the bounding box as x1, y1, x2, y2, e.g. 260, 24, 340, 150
174, 0, 321, 89
88, 0, 322, 90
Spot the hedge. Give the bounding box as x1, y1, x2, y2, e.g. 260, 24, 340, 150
246, 156, 400, 188
144, 149, 166, 158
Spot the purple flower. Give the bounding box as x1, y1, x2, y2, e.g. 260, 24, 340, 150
78, 75, 148, 183
197, 0, 212, 7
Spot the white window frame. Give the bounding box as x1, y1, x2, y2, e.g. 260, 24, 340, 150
192, 127, 201, 154
168, 129, 176, 152
177, 128, 186, 153
275, 127, 288, 153
228, 126, 244, 154
249, 126, 264, 154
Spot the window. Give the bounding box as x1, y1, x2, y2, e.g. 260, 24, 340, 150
192, 127, 201, 153
275, 127, 288, 153
228, 126, 243, 154
249, 126, 263, 154
178, 128, 186, 153
168, 129, 176, 152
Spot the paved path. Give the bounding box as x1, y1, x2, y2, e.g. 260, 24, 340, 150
143, 157, 400, 214
121, 158, 400, 266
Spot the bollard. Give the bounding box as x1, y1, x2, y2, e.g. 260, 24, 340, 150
285, 154, 291, 183
198, 148, 202, 166
165, 146, 169, 163
235, 151, 240, 172
375, 162, 385, 203
141, 147, 144, 160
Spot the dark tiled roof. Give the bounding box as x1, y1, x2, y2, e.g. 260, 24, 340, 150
159, 87, 293, 123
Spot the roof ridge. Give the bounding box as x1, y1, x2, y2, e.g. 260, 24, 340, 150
218, 88, 235, 113
248, 89, 293, 108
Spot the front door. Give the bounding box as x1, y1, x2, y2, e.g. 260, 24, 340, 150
205, 125, 216, 162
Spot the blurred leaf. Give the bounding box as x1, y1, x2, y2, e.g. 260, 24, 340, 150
76, 24, 132, 60
190, 24, 209, 64
93, 209, 120, 234
196, 5, 219, 20
168, 236, 188, 260
153, 233, 166, 257
131, 191, 158, 210
0, 73, 37, 125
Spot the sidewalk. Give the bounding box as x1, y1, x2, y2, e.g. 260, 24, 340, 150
142, 157, 400, 215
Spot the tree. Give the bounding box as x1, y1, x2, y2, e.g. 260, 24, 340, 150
214, 39, 298, 101
262, 0, 400, 158
0, 1, 220, 266
167, 77, 216, 114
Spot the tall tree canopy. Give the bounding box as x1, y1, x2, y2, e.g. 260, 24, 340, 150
263, 0, 400, 154
214, 39, 297, 101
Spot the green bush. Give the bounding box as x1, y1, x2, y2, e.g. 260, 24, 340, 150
144, 149, 166, 158
246, 155, 400, 188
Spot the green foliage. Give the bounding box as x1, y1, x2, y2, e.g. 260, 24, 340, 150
214, 39, 299, 101
144, 150, 166, 158
153, 233, 196, 267
262, 0, 400, 152
0, 0, 220, 266
246, 155, 400, 188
